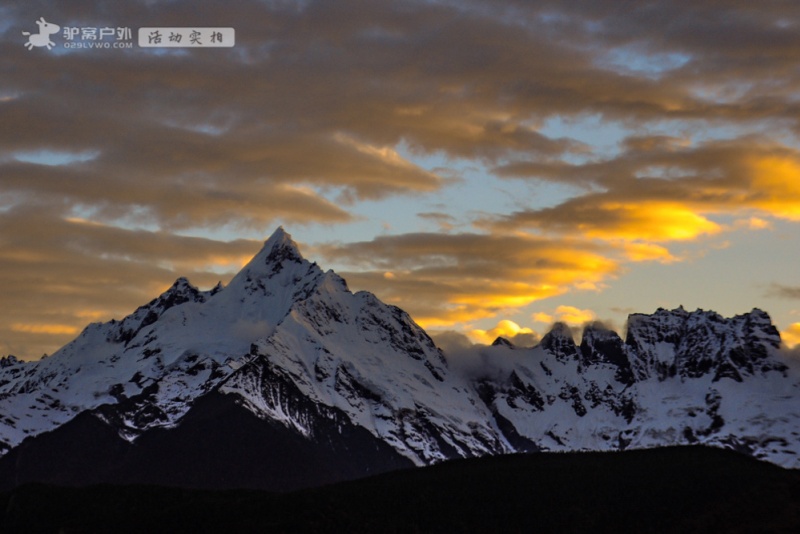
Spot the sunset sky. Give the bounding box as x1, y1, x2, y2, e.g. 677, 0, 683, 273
2, 0, 800, 360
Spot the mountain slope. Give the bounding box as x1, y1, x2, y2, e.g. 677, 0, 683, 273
0, 227, 508, 475
0, 227, 798, 491
0, 389, 413, 491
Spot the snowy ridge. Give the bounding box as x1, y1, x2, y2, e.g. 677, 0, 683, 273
0, 228, 320, 451
473, 314, 798, 467
0, 228, 798, 472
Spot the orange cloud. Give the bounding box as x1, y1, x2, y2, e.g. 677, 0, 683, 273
11, 323, 80, 336
324, 233, 619, 331
584, 201, 721, 242
554, 305, 597, 325
782, 323, 800, 348
622, 242, 678, 263
489, 197, 724, 246
73, 310, 107, 320
470, 319, 537, 345
485, 140, 800, 301
748, 156, 800, 221
733, 217, 772, 231
532, 306, 597, 327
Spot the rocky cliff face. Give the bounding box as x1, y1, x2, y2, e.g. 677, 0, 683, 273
473, 307, 797, 465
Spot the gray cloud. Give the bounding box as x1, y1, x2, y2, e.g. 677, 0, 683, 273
766, 284, 800, 300
417, 212, 457, 232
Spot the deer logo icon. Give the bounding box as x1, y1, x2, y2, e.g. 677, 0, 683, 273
22, 17, 61, 50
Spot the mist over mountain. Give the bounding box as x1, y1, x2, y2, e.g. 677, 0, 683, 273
0, 228, 797, 491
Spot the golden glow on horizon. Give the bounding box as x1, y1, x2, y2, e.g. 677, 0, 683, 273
349, 239, 621, 333
11, 323, 80, 335
75, 310, 110, 321
451, 282, 563, 309
414, 307, 497, 329
208, 253, 255, 273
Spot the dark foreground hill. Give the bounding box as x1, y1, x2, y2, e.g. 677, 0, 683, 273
2, 446, 798, 533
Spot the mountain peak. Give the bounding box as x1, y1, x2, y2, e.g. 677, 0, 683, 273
0, 355, 19, 368
539, 322, 578, 362
150, 276, 205, 312
260, 226, 303, 260
491, 336, 515, 348
226, 227, 306, 290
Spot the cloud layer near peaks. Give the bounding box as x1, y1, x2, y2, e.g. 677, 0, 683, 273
319, 232, 618, 328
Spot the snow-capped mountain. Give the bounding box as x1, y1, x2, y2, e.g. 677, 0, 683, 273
0, 229, 498, 461
0, 228, 798, 490
472, 312, 798, 467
